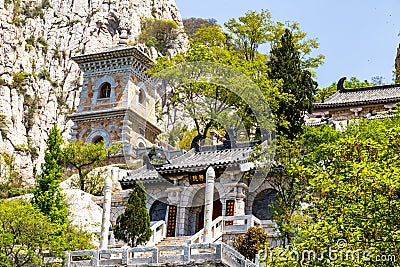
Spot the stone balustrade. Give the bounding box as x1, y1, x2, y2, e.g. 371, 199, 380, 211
186, 216, 224, 244
64, 243, 258, 267
146, 220, 166, 247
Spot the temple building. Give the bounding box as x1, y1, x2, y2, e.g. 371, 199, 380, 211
118, 137, 277, 239
307, 77, 400, 128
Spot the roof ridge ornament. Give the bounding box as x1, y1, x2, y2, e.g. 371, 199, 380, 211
337, 77, 347, 92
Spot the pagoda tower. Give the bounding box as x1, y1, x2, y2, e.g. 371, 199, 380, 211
69, 31, 161, 162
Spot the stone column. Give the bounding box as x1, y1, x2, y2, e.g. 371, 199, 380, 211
234, 183, 247, 216
203, 166, 215, 243
166, 187, 182, 236
99, 176, 112, 250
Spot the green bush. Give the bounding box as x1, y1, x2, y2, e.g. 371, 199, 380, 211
10, 70, 30, 92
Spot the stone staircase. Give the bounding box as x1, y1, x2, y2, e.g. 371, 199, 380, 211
134, 236, 191, 259
156, 236, 191, 257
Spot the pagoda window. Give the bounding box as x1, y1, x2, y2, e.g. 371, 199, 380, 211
99, 82, 111, 99
138, 88, 146, 105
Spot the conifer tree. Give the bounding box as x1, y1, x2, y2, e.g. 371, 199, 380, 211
266, 29, 318, 139
32, 124, 68, 227
113, 182, 151, 247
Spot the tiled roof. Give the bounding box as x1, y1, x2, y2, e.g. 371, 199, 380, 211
119, 146, 254, 185
314, 84, 400, 108
156, 147, 253, 173
119, 166, 163, 186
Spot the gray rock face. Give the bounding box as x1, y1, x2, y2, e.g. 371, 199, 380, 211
0, 0, 187, 182
64, 189, 103, 236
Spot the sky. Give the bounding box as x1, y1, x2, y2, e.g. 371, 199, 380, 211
174, 0, 399, 88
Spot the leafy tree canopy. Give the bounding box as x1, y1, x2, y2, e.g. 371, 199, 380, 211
0, 200, 57, 267
149, 9, 323, 147
262, 118, 400, 266
62, 140, 120, 194
233, 226, 269, 262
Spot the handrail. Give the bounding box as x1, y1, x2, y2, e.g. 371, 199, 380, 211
186, 216, 224, 244
64, 243, 259, 267
147, 220, 166, 247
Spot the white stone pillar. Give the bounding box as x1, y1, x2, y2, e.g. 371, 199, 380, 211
203, 166, 215, 243
99, 176, 113, 250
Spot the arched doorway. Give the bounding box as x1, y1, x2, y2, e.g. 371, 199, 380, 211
149, 198, 168, 222
252, 189, 278, 220
187, 188, 222, 235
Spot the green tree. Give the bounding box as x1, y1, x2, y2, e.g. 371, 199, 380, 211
263, 118, 400, 266
149, 10, 323, 145
32, 125, 68, 226
0, 200, 57, 267
113, 182, 151, 247
225, 9, 273, 61
192, 25, 228, 47
62, 140, 120, 194
266, 29, 318, 139
233, 227, 269, 262
138, 18, 178, 55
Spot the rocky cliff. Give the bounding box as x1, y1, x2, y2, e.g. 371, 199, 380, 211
0, 0, 187, 181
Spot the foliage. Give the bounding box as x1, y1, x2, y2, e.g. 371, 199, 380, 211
225, 9, 273, 61
233, 227, 269, 262
36, 36, 48, 54
252, 135, 309, 246
149, 10, 323, 147
263, 118, 400, 266
62, 140, 120, 194
224, 10, 324, 68
183, 17, 217, 38
0, 200, 57, 267
10, 70, 30, 92
32, 125, 68, 227
113, 182, 151, 247
266, 29, 318, 139
192, 25, 228, 47
138, 18, 178, 55
0, 77, 7, 86
70, 168, 107, 196
8, 0, 48, 26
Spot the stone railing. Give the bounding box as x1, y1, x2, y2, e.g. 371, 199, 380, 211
64, 243, 257, 267
146, 221, 166, 247
186, 216, 224, 244
223, 215, 262, 234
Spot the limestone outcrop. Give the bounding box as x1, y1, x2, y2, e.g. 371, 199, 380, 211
0, 0, 187, 181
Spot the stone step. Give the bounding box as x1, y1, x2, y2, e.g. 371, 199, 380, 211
156, 236, 191, 247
